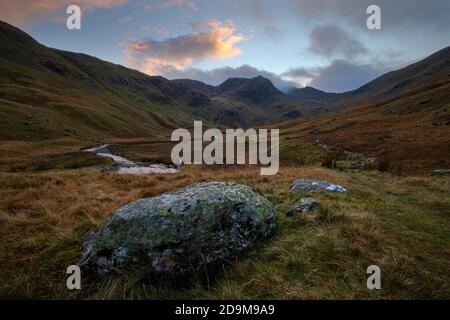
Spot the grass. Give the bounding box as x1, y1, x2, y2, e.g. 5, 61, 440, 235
0, 156, 449, 299
277, 82, 450, 174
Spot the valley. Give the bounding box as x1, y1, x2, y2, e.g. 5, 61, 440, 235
1, 160, 449, 299
0, 19, 449, 300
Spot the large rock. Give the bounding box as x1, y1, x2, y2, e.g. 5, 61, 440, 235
286, 198, 320, 216
291, 179, 348, 193
80, 182, 276, 276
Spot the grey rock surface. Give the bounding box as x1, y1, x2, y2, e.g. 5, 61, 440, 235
291, 179, 348, 193
80, 182, 276, 276
431, 169, 450, 175
286, 198, 320, 216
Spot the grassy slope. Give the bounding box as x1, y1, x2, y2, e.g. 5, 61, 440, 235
0, 58, 189, 140
0, 20, 321, 139
0, 21, 449, 299
0, 164, 448, 299
276, 82, 450, 173
271, 46, 450, 173
0, 21, 214, 140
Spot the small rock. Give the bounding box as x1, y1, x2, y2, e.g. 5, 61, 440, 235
274, 203, 287, 211
80, 182, 276, 276
431, 169, 450, 175
282, 110, 301, 119
291, 179, 348, 193
286, 198, 320, 216
308, 128, 321, 134
418, 98, 430, 105
344, 169, 362, 173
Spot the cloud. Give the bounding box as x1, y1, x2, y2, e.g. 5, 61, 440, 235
159, 60, 394, 93
308, 60, 390, 93
289, 0, 450, 31
159, 0, 197, 11
279, 23, 383, 91
237, 0, 283, 43
118, 16, 134, 24
262, 25, 283, 43
0, 0, 128, 27
125, 20, 245, 74
281, 67, 314, 81
144, 0, 197, 12
155, 26, 170, 37
159, 64, 297, 92
308, 24, 368, 60
282, 59, 400, 93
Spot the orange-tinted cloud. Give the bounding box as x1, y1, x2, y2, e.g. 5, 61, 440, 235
0, 0, 128, 27
125, 20, 244, 74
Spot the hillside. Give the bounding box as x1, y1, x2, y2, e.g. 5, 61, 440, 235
347, 46, 450, 103
0, 21, 224, 140
277, 48, 450, 173
1, 20, 449, 172
288, 46, 450, 111
0, 15, 449, 303
287, 86, 342, 110
0, 21, 324, 139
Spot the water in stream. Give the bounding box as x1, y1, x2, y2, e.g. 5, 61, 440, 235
84, 144, 180, 174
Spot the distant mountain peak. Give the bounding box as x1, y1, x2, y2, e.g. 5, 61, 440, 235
214, 75, 283, 104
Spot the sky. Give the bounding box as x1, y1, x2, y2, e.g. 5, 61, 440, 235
0, 0, 449, 92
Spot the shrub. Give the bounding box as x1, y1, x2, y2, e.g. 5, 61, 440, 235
376, 158, 392, 172
321, 156, 336, 169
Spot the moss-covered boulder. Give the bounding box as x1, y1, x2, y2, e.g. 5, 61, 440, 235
80, 182, 276, 276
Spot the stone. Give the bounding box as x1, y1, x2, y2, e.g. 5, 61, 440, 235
291, 179, 348, 193
431, 169, 450, 175
274, 203, 287, 211
308, 128, 321, 134
286, 198, 320, 216
80, 182, 276, 276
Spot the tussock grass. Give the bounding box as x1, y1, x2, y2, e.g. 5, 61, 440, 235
0, 152, 449, 299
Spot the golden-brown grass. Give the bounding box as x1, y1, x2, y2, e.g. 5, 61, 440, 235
276, 83, 450, 174
0, 161, 449, 299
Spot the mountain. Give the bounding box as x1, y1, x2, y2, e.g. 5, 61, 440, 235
212, 76, 284, 104
0, 20, 324, 139
1, 18, 449, 163
348, 46, 450, 102
286, 47, 450, 111
279, 47, 450, 173
171, 79, 214, 95
0, 20, 225, 140
287, 86, 342, 109
172, 76, 325, 125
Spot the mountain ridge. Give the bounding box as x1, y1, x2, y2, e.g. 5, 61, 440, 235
0, 20, 449, 145
0, 20, 326, 136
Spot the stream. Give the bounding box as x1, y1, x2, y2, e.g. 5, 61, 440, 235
84, 144, 180, 174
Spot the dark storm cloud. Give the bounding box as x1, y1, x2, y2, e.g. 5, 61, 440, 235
308, 24, 368, 59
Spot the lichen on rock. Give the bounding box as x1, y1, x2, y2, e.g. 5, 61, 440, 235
290, 179, 348, 193
80, 182, 276, 276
